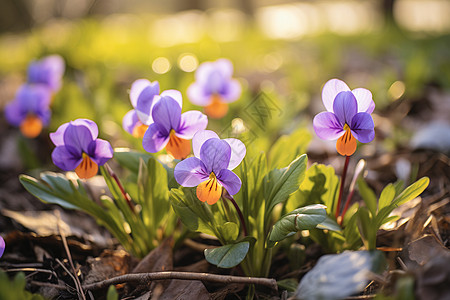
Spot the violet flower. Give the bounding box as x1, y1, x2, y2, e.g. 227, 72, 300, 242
174, 130, 246, 205
27, 55, 65, 92
122, 79, 160, 138
50, 119, 114, 179
0, 236, 4, 258
187, 58, 241, 119
4, 84, 52, 138
142, 90, 208, 159
313, 79, 375, 156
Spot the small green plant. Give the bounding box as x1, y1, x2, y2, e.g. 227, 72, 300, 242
0, 271, 48, 300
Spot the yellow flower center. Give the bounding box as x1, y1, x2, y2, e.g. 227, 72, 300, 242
204, 94, 228, 119
20, 114, 43, 138
336, 123, 357, 156
196, 172, 223, 205
166, 129, 191, 160
75, 153, 98, 179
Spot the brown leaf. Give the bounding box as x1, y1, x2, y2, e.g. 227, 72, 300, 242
132, 238, 174, 273
157, 279, 210, 300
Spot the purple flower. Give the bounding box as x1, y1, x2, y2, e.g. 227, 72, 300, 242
142, 91, 208, 160
50, 119, 114, 179
174, 130, 246, 205
122, 79, 160, 138
0, 236, 4, 258
27, 55, 65, 92
187, 58, 241, 119
4, 84, 52, 138
313, 79, 375, 156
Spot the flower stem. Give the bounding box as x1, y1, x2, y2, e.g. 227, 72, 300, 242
105, 163, 135, 214
335, 155, 350, 220
340, 189, 355, 225
223, 192, 248, 237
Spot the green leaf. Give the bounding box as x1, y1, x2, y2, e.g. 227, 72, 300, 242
357, 207, 375, 250
357, 178, 377, 217
295, 251, 385, 300
268, 128, 311, 169
316, 216, 342, 232
286, 163, 339, 215
113, 148, 151, 174
269, 204, 327, 243
106, 285, 119, 300
392, 177, 429, 206
220, 222, 239, 243
204, 241, 250, 268
264, 154, 308, 214
378, 183, 396, 211
19, 174, 79, 210
169, 187, 217, 238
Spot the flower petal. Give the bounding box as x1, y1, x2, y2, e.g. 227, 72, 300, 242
176, 110, 208, 140
135, 84, 161, 125
63, 121, 97, 154
4, 100, 25, 126
322, 79, 350, 112
122, 110, 139, 135
216, 169, 241, 195
51, 145, 82, 171
336, 130, 357, 156
50, 123, 69, 146
200, 138, 231, 174
223, 138, 246, 170
215, 58, 234, 78
151, 96, 181, 135
16, 84, 51, 115
174, 157, 209, 187
88, 139, 114, 166
196, 178, 222, 205
187, 83, 211, 106
160, 90, 183, 109
27, 55, 65, 92
142, 123, 170, 153
130, 79, 159, 108
220, 79, 241, 103
352, 88, 375, 114
350, 112, 375, 143
192, 130, 219, 159
333, 91, 357, 125
313, 112, 345, 140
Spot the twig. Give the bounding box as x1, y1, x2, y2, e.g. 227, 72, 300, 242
5, 268, 57, 278
82, 271, 278, 291
56, 211, 86, 300
184, 238, 218, 252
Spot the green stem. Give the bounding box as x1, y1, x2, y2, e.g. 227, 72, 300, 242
335, 155, 350, 219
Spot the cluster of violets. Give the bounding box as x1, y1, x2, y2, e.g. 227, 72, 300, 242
2, 54, 376, 208
47, 58, 246, 204
5, 55, 65, 138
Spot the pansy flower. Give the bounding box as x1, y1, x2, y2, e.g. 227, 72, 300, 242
142, 90, 208, 159
187, 58, 241, 119
0, 236, 4, 258
174, 130, 246, 205
313, 79, 375, 156
5, 84, 52, 138
27, 55, 65, 92
50, 119, 114, 179
122, 79, 160, 138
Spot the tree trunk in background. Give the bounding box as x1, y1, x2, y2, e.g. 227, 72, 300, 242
381, 0, 398, 28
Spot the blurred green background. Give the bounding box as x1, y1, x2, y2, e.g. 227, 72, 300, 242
0, 0, 449, 169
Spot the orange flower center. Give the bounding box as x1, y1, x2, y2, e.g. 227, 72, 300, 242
166, 129, 191, 160
204, 94, 228, 119
196, 172, 223, 205
336, 124, 357, 156
75, 153, 98, 179
132, 123, 148, 138
20, 114, 43, 138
